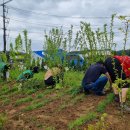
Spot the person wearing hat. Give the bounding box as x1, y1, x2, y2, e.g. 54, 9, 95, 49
44, 65, 64, 87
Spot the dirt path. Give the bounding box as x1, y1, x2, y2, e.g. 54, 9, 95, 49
0, 86, 130, 130
1, 92, 104, 130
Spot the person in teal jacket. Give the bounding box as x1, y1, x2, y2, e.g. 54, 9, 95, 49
0, 61, 10, 80
17, 68, 37, 82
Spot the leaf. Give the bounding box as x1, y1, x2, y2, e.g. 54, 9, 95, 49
118, 16, 126, 20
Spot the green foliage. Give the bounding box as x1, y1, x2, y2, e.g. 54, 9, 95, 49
0, 52, 7, 63
127, 88, 130, 105
64, 71, 83, 96
36, 93, 44, 99
44, 27, 65, 68
22, 78, 45, 90
10, 68, 22, 80
15, 33, 23, 52
68, 112, 97, 130
0, 85, 18, 96
64, 71, 83, 87
96, 93, 114, 113
118, 15, 130, 53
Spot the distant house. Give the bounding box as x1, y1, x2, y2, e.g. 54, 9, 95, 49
32, 50, 45, 61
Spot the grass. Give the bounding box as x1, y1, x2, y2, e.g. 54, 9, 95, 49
36, 93, 44, 99
68, 112, 97, 130
0, 113, 7, 129
96, 93, 114, 113
15, 97, 33, 106
23, 99, 51, 111
0, 86, 18, 97
2, 98, 10, 106
58, 94, 85, 110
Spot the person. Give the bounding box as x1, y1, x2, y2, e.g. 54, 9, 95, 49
105, 55, 130, 112
0, 61, 10, 81
17, 67, 37, 82
82, 60, 112, 96
44, 65, 63, 87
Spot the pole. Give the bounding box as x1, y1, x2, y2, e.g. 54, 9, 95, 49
3, 3, 6, 53
0, 0, 12, 80
0, 0, 12, 53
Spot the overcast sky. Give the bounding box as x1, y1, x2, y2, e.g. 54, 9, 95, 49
0, 0, 130, 51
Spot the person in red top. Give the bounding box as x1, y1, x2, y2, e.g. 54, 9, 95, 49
114, 55, 130, 78
105, 55, 130, 112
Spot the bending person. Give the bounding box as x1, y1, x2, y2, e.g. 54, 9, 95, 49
105, 55, 130, 112
17, 67, 37, 82
44, 65, 63, 87
82, 60, 112, 96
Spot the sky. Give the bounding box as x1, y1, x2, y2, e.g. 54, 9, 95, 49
0, 0, 130, 51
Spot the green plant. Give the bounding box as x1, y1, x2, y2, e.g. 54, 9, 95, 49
22, 78, 44, 90
87, 113, 108, 130
96, 93, 114, 113
36, 93, 44, 99
23, 99, 51, 111
68, 112, 97, 130
0, 113, 7, 129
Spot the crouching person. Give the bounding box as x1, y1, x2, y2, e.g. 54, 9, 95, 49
82, 60, 112, 96
105, 55, 130, 112
0, 61, 10, 81
44, 65, 63, 88
17, 67, 37, 82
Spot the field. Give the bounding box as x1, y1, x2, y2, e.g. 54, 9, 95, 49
0, 71, 130, 130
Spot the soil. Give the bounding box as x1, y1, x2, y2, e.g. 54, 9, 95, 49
0, 84, 130, 130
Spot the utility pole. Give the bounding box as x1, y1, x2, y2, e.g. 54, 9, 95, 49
0, 0, 12, 53
0, 0, 12, 81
